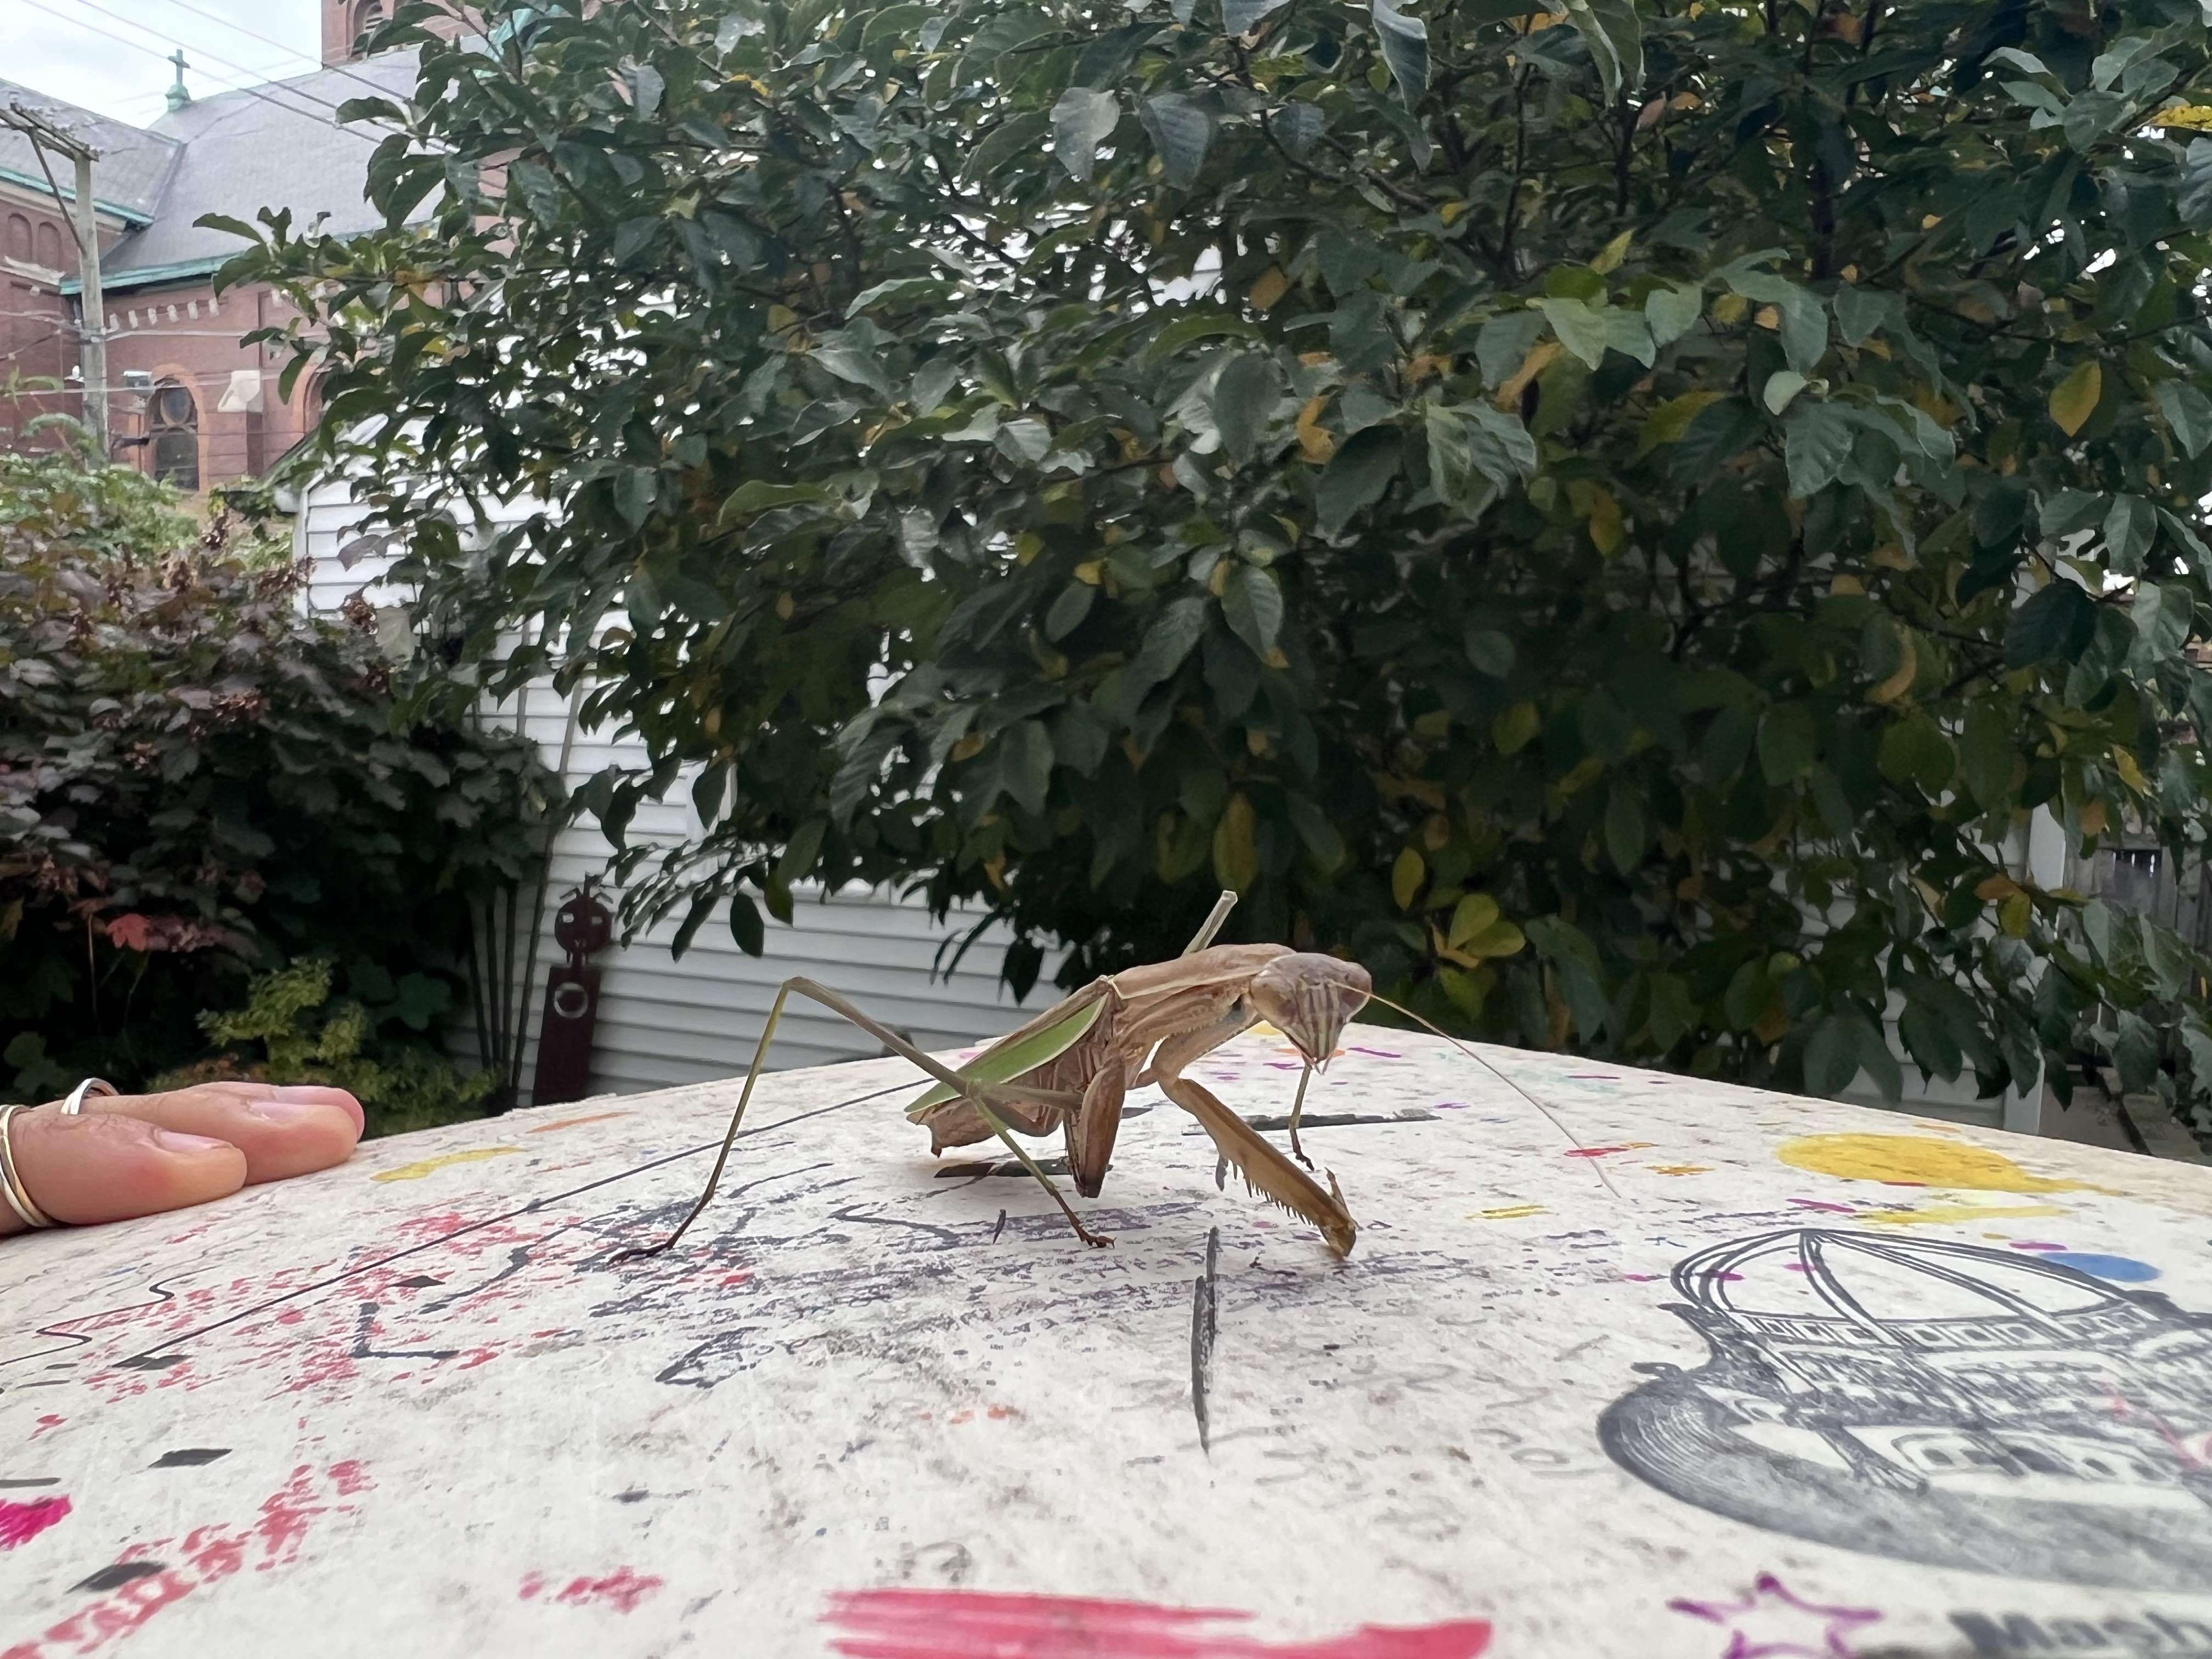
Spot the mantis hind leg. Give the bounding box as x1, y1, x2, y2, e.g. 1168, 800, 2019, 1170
625, 977, 1110, 1259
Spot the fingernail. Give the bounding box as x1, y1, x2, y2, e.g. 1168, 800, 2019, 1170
267, 1086, 342, 1102
247, 1099, 342, 1124
154, 1130, 232, 1154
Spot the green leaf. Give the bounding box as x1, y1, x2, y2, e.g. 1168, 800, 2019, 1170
1877, 716, 1954, 795
1285, 795, 1345, 867
777, 816, 828, 884
2103, 495, 2154, 575
1831, 285, 1897, 346
1562, 0, 1643, 101
1425, 403, 1536, 517
1474, 311, 1545, 388
1757, 703, 1817, 783
2004, 580, 2096, 668
1803, 1013, 1860, 1097
1532, 296, 1655, 369
1147, 311, 1262, 360
672, 885, 720, 961
1762, 370, 1807, 415
1050, 88, 1119, 182
716, 479, 831, 526
1645, 972, 1694, 1054
1141, 94, 1216, 188
1213, 353, 1279, 462
1222, 565, 1285, 659
2155, 381, 2212, 458
1644, 283, 1701, 347
1131, 595, 1211, 685
1961, 700, 2014, 812
1222, 0, 1289, 32
1784, 402, 1852, 498
1317, 425, 1402, 534
1045, 581, 1095, 642
1370, 0, 1429, 110
728, 891, 766, 956
1391, 845, 1426, 909
1464, 627, 1515, 678
1604, 783, 1647, 876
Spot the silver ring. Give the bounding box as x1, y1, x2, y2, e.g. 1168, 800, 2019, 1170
0, 1104, 59, 1230
61, 1078, 116, 1116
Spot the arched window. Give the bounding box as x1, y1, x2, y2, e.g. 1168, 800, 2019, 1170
4, 213, 30, 261
354, 0, 386, 48
149, 379, 200, 489
34, 222, 64, 270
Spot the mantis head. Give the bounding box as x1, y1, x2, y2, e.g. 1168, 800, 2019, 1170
1249, 953, 1373, 1071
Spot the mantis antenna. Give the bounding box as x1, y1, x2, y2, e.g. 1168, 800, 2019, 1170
1363, 991, 1627, 1205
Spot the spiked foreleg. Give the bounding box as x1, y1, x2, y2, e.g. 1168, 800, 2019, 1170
1156, 1070, 1358, 1258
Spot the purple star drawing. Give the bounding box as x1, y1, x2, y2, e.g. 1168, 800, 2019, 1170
1668, 1572, 1883, 1659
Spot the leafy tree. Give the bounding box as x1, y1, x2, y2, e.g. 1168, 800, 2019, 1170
0, 424, 558, 1097
231, 0, 2212, 1122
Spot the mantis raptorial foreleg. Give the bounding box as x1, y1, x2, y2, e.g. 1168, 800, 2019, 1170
624, 977, 1105, 1260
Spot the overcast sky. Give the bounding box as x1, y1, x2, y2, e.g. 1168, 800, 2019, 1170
1, 0, 321, 127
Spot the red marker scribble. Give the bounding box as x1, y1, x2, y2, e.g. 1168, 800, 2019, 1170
821, 1589, 1492, 1659
1, 1462, 370, 1659
519, 1566, 664, 1613
0, 1497, 70, 1550
1562, 1143, 1653, 1159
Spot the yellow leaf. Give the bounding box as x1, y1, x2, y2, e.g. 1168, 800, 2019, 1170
1408, 352, 1449, 383
1208, 559, 1232, 596
1295, 396, 1336, 463
775, 591, 795, 619
1461, 918, 1527, 960
1585, 487, 1623, 555
1869, 633, 1918, 704
1014, 532, 1043, 565
1248, 267, 1290, 311
2113, 748, 2150, 791
1493, 339, 1562, 411
2079, 798, 2109, 837
1590, 229, 1634, 275
766, 303, 798, 334
2049, 359, 2102, 437
949, 733, 986, 762
1999, 891, 2033, 938
2154, 104, 2212, 131
1438, 199, 1467, 226
1412, 708, 1453, 740
1391, 847, 1426, 911
1448, 892, 1502, 949
1636, 390, 1724, 456
1711, 291, 1750, 325
1831, 574, 1865, 596
1754, 304, 1781, 331
1423, 812, 1451, 851
1074, 558, 1104, 585
1976, 872, 2022, 901
1492, 701, 1542, 755
1212, 793, 1261, 894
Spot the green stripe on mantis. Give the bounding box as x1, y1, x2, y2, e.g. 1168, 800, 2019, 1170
904, 995, 1106, 1118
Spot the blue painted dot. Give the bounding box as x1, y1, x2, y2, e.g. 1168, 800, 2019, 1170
2043, 1252, 2161, 1283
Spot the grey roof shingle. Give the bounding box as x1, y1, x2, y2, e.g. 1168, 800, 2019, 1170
0, 78, 179, 222
104, 50, 421, 283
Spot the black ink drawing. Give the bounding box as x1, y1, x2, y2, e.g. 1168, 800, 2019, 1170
1600, 1228, 2212, 1589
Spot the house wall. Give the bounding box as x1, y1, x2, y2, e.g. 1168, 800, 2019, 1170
295, 479, 1060, 1106
0, 178, 102, 445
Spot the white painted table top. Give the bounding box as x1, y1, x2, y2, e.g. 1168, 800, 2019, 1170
4, 1025, 2211, 1658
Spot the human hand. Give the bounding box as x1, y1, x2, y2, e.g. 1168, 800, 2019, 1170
0, 1082, 364, 1239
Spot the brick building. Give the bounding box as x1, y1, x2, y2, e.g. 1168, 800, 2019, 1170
0, 1, 459, 492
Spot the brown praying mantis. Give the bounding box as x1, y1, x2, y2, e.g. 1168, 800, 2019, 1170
629, 891, 1386, 1261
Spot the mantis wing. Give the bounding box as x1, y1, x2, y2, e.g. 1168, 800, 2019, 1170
904, 992, 1106, 1119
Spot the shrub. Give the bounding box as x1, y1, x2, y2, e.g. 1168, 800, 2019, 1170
0, 426, 559, 1100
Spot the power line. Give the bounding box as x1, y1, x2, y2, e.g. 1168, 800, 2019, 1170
57, 0, 361, 122
16, 0, 386, 145
153, 0, 409, 107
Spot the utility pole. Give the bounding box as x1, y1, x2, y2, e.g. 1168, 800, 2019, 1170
1, 102, 109, 452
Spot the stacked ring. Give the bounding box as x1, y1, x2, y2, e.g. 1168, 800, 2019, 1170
62, 1077, 117, 1116
0, 1104, 57, 1229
